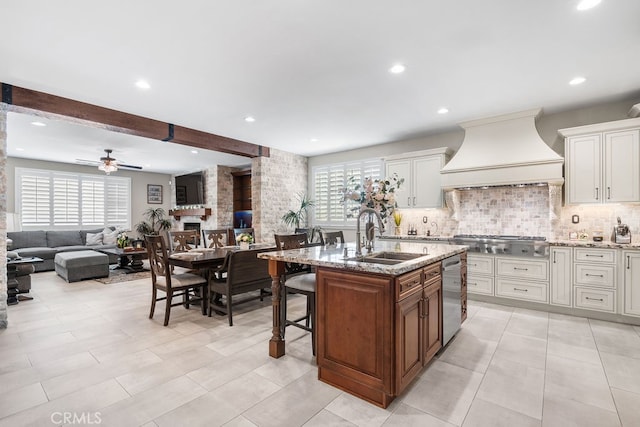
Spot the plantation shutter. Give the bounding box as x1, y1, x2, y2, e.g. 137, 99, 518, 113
311, 158, 383, 227
15, 167, 131, 230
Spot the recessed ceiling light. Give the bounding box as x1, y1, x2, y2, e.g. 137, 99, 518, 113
15, 147, 25, 151
310, 138, 319, 143
135, 80, 151, 90
389, 64, 406, 74
244, 116, 256, 123
569, 76, 586, 85
31, 121, 46, 127
577, 0, 601, 11
191, 150, 198, 154
437, 107, 449, 114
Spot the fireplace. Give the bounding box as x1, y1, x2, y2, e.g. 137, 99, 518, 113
183, 222, 201, 246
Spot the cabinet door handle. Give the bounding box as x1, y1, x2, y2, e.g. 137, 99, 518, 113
413, 196, 416, 206
469, 282, 477, 286
628, 255, 631, 270
513, 287, 529, 292
407, 197, 411, 205
585, 296, 604, 302
513, 267, 529, 271
607, 187, 611, 200
423, 297, 429, 317
553, 252, 557, 263
585, 273, 604, 278
585, 254, 604, 258
595, 187, 599, 200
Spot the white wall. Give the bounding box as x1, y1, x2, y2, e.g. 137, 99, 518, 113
6, 157, 173, 235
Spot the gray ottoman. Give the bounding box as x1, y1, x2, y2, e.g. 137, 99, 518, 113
54, 250, 109, 282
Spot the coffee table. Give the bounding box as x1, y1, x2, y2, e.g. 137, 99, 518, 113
98, 248, 148, 273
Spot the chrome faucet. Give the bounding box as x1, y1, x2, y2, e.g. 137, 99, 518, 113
355, 208, 385, 257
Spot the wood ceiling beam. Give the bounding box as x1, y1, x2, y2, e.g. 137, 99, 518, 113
1, 83, 269, 158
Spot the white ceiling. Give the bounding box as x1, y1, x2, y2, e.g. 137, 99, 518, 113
1, 1, 640, 174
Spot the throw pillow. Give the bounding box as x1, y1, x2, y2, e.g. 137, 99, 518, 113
102, 228, 119, 245
85, 232, 103, 246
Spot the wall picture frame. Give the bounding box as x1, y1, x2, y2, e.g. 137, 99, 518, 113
147, 184, 163, 204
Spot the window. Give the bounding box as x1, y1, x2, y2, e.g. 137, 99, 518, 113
15, 167, 131, 230
312, 159, 382, 227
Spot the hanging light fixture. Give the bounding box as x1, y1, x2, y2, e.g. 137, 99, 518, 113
98, 149, 119, 175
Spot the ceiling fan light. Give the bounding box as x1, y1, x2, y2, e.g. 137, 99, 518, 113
99, 162, 118, 175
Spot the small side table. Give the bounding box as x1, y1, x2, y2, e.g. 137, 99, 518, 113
7, 257, 43, 305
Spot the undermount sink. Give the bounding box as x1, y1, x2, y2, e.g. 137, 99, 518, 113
348, 251, 424, 265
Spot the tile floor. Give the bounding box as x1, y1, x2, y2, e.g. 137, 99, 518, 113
1, 270, 640, 426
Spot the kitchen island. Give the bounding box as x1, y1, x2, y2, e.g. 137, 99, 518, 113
259, 240, 467, 408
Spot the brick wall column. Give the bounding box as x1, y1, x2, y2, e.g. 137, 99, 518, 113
1, 104, 8, 328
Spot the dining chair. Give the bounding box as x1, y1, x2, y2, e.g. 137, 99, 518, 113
202, 229, 229, 248
323, 230, 345, 245
273, 232, 316, 355
295, 227, 325, 245
169, 230, 199, 252
144, 234, 208, 326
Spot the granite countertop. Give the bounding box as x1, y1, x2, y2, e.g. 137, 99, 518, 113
549, 239, 640, 250
379, 235, 452, 242
258, 241, 466, 276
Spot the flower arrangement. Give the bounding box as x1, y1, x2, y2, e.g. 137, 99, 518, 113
116, 232, 130, 248
236, 233, 254, 244
340, 173, 404, 221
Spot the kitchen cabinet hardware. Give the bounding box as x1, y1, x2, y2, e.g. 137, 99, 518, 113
585, 296, 604, 302
595, 187, 599, 200
585, 273, 604, 278
553, 252, 557, 263
513, 287, 529, 292
627, 255, 630, 270
608, 187, 611, 199
514, 267, 529, 271
586, 254, 604, 258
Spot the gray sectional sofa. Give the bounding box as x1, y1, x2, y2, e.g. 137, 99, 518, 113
7, 228, 119, 272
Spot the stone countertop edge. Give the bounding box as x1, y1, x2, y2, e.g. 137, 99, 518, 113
549, 240, 640, 249
379, 235, 452, 241
258, 241, 466, 276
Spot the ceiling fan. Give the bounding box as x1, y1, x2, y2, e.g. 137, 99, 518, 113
76, 149, 143, 174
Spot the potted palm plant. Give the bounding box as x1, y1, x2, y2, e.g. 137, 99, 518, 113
281, 193, 315, 229
135, 208, 172, 238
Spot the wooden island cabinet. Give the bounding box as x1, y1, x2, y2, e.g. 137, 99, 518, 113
260, 241, 466, 408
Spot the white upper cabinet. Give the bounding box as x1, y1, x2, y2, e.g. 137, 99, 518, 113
384, 148, 452, 209
561, 118, 640, 205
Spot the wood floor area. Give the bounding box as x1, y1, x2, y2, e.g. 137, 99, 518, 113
1, 270, 640, 426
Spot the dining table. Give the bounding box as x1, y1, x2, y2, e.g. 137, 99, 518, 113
168, 243, 275, 315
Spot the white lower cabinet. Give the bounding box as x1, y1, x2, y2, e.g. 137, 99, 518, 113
572, 247, 616, 314
495, 257, 549, 303
496, 278, 548, 302
467, 254, 494, 295
550, 247, 572, 307
574, 287, 616, 312
623, 251, 640, 317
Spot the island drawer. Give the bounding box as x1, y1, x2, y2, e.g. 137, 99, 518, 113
397, 270, 423, 300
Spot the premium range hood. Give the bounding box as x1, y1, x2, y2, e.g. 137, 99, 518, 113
440, 109, 564, 189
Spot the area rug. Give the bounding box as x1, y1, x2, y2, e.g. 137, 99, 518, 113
95, 269, 151, 284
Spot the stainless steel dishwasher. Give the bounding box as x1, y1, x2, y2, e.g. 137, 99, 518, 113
441, 254, 462, 346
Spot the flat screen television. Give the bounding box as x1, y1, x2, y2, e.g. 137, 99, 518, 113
174, 171, 205, 206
